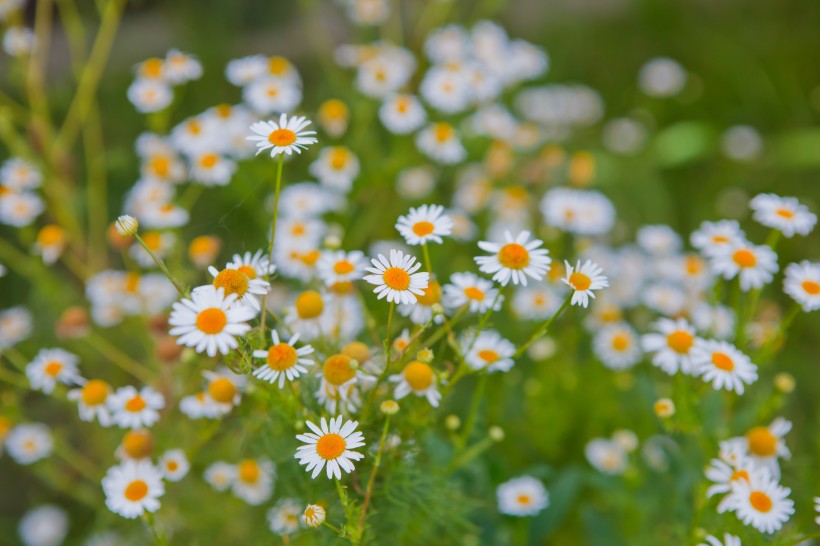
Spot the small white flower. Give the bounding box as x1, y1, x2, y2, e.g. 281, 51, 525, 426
115, 215, 139, 236
17, 505, 68, 546
102, 459, 165, 519
593, 322, 642, 370
6, 423, 52, 465
415, 122, 466, 165
267, 498, 303, 536
641, 318, 699, 375
247, 114, 318, 157
25, 348, 83, 394
158, 449, 190, 482
252, 330, 315, 388
389, 360, 441, 407
442, 272, 502, 314
691, 339, 758, 394
718, 468, 794, 534
562, 260, 608, 308
783, 260, 820, 312
463, 330, 516, 373
710, 242, 778, 292
363, 249, 430, 305
475, 230, 551, 287
303, 504, 326, 527
396, 204, 453, 246
750, 193, 816, 237
231, 459, 275, 505
107, 386, 165, 429
295, 416, 365, 480
497, 475, 549, 517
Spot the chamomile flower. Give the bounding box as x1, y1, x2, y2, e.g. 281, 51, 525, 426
303, 504, 326, 527
562, 260, 608, 307
248, 114, 318, 157
396, 204, 454, 246
318, 98, 350, 137
718, 468, 794, 534
252, 330, 315, 388
416, 122, 466, 165
691, 339, 758, 394
512, 283, 564, 320
179, 391, 219, 420
641, 318, 698, 375
389, 360, 441, 407
539, 188, 616, 236
585, 438, 627, 475
107, 386, 165, 429
206, 263, 271, 311
231, 459, 275, 505
127, 78, 172, 113
268, 498, 303, 536
398, 279, 443, 325
0, 158, 41, 190
204, 461, 236, 492
67, 379, 113, 426
593, 322, 642, 370
158, 449, 189, 482
364, 249, 430, 304
203, 368, 246, 415
225, 54, 267, 86
379, 94, 427, 134
25, 348, 82, 394
637, 225, 682, 256
690, 220, 746, 257
102, 459, 165, 519
163, 49, 202, 84
705, 449, 756, 499
0, 306, 32, 349
698, 534, 741, 546
309, 146, 360, 192
0, 191, 44, 227
189, 150, 237, 186
17, 505, 68, 546
243, 77, 302, 115
6, 423, 52, 465
168, 286, 256, 357
724, 418, 792, 478
749, 193, 816, 237
442, 272, 502, 314
711, 243, 778, 292
783, 261, 820, 311
463, 330, 516, 373
497, 475, 549, 517
475, 230, 551, 287
295, 416, 365, 480
317, 250, 366, 287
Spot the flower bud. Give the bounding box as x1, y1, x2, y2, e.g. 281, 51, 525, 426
488, 426, 504, 442
445, 414, 461, 430
115, 215, 138, 236
303, 504, 326, 528
653, 398, 675, 418
380, 400, 399, 415
416, 348, 434, 363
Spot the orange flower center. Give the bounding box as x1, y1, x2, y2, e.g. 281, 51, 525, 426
213, 269, 249, 298
749, 491, 773, 513
236, 265, 257, 279
775, 208, 795, 219
125, 395, 147, 413
238, 459, 260, 483
395, 96, 411, 113
412, 221, 435, 237
611, 334, 629, 351
746, 427, 777, 457
140, 58, 163, 78
295, 291, 324, 319
142, 232, 161, 251
732, 249, 757, 268
516, 494, 531, 505
478, 349, 499, 363
43, 361, 63, 377
268, 128, 297, 147
323, 354, 355, 385
801, 280, 820, 295
316, 433, 346, 460
383, 267, 411, 290
166, 460, 179, 471
208, 377, 237, 403
268, 56, 288, 75
730, 469, 750, 482
416, 280, 441, 306
196, 308, 228, 334
342, 341, 371, 363
124, 480, 149, 501
123, 430, 153, 459
497, 243, 530, 270
266, 343, 298, 371
333, 260, 355, 275
37, 225, 65, 246
81, 380, 109, 406
711, 352, 734, 371
125, 272, 141, 293
569, 272, 591, 291
464, 286, 485, 301
434, 123, 454, 142
329, 148, 349, 169
403, 361, 434, 391
199, 153, 218, 169
666, 331, 693, 354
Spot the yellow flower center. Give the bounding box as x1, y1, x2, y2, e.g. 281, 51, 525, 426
299, 249, 321, 266
746, 427, 777, 457
199, 153, 218, 169
123, 430, 153, 459
213, 268, 249, 298
295, 290, 324, 319
323, 354, 355, 386
208, 377, 237, 403
329, 148, 349, 169
732, 249, 757, 268
266, 343, 298, 371
238, 459, 260, 483
749, 491, 773, 513
395, 96, 411, 113
43, 361, 63, 377
434, 123, 454, 142
268, 128, 297, 147
125, 395, 147, 413
149, 156, 170, 176
216, 103, 232, 118
685, 255, 704, 275
611, 334, 629, 351
141, 232, 161, 251
124, 480, 149, 501
342, 341, 370, 363
383, 267, 411, 290
268, 56, 289, 75
464, 286, 485, 301
711, 352, 734, 371
712, 235, 729, 244
236, 265, 257, 279
416, 280, 441, 306
316, 433, 346, 460
802, 280, 820, 295
498, 243, 530, 270
403, 361, 434, 391
124, 272, 141, 293
775, 208, 795, 219
730, 469, 750, 483
478, 349, 499, 363
81, 380, 109, 406
569, 271, 591, 291
334, 260, 355, 275
140, 58, 163, 78
37, 225, 65, 246
196, 308, 228, 334
187, 119, 202, 135
189, 236, 220, 260
517, 494, 531, 505
412, 221, 435, 237
666, 331, 693, 354
166, 460, 179, 472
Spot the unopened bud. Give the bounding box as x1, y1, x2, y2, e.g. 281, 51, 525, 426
416, 348, 434, 363
303, 504, 326, 528
380, 400, 399, 415
774, 372, 795, 394
488, 426, 504, 442
653, 398, 676, 418
115, 215, 138, 236
445, 414, 461, 430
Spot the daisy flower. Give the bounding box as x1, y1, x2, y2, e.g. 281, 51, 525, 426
243, 77, 302, 115
389, 360, 442, 407
724, 418, 792, 478
168, 286, 256, 357
691, 339, 758, 394
463, 330, 516, 373
268, 498, 303, 536
17, 505, 69, 546
203, 368, 246, 415
158, 449, 190, 482
5, 423, 52, 465
475, 231, 551, 287
593, 322, 642, 370
0, 306, 32, 349
562, 260, 608, 308
164, 49, 202, 84
127, 78, 173, 114
0, 157, 42, 190
711, 242, 778, 292
317, 250, 366, 287
442, 272, 502, 314
247, 114, 318, 157
295, 416, 366, 480
303, 504, 326, 528
750, 193, 816, 237
25, 348, 83, 394
252, 330, 315, 388
189, 150, 237, 186
415, 122, 466, 165
690, 220, 746, 257
227, 248, 276, 278
783, 261, 820, 312
585, 438, 627, 475
179, 391, 219, 420
497, 475, 549, 517
204, 461, 237, 492
308, 146, 360, 192
395, 204, 454, 246
379, 93, 427, 134
705, 449, 756, 499
107, 386, 165, 429
512, 283, 564, 321
231, 459, 275, 505
363, 249, 430, 304
67, 379, 113, 426
718, 468, 794, 534
33, 224, 67, 265
102, 459, 165, 519
539, 188, 616, 236
636, 225, 682, 256
641, 318, 699, 375
206, 263, 271, 311
698, 534, 741, 546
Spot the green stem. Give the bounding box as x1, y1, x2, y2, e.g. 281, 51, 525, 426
134, 233, 187, 296
422, 242, 432, 275
356, 416, 391, 539
453, 374, 487, 454
260, 153, 286, 333
514, 294, 572, 358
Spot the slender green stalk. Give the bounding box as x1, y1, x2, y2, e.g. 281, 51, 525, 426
422, 242, 433, 275
260, 153, 286, 333
87, 332, 155, 383
133, 233, 187, 297
143, 512, 168, 546
514, 294, 572, 358
357, 415, 391, 538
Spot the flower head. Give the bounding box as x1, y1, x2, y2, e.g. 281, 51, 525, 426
363, 249, 430, 304
395, 204, 453, 246
168, 286, 255, 357
248, 114, 318, 157
295, 416, 365, 479
475, 231, 551, 287
562, 259, 608, 307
